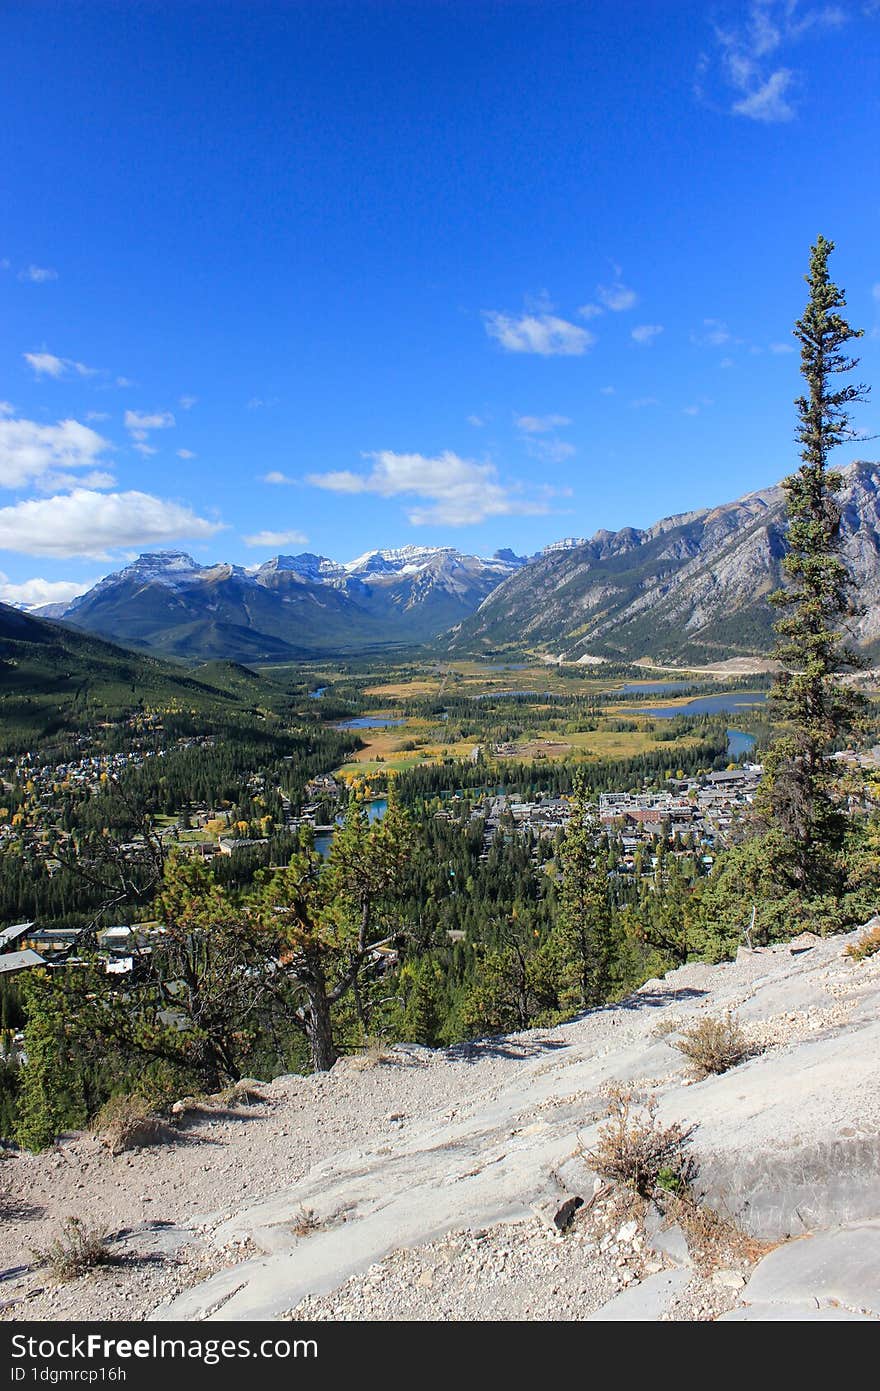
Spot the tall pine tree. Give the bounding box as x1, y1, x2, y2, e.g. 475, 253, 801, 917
551, 771, 618, 1010
764, 235, 868, 889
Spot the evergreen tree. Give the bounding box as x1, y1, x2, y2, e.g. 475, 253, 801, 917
260, 794, 412, 1070
764, 235, 869, 889
16, 970, 86, 1151
551, 772, 617, 1010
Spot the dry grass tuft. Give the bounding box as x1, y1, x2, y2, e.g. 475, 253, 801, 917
91, 1094, 165, 1155
350, 1037, 395, 1071
661, 1192, 776, 1277
673, 1011, 754, 1079
583, 1087, 696, 1198
290, 1206, 321, 1237
845, 924, 880, 963
32, 1217, 112, 1282
218, 1079, 267, 1106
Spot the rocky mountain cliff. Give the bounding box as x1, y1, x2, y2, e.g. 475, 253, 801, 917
449, 460, 880, 664
46, 545, 526, 662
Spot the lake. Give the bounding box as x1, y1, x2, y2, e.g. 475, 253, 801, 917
308, 686, 328, 699
727, 729, 757, 757
640, 692, 767, 718
333, 717, 406, 729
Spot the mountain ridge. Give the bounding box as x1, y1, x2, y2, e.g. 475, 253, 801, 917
449, 460, 880, 664
39, 544, 527, 661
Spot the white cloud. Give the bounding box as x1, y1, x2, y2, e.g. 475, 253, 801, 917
706, 2, 845, 122
263, 470, 294, 485
631, 324, 664, 345
0, 402, 14, 416
18, 265, 57, 283
483, 311, 594, 356
0, 574, 95, 610
720, 357, 735, 368
732, 68, 797, 121
36, 469, 116, 494
177, 448, 197, 460
769, 340, 796, 353
86, 411, 110, 422
179, 395, 198, 410
515, 414, 572, 433
243, 529, 309, 549
308, 449, 553, 527
24, 351, 95, 379
683, 406, 701, 416
526, 438, 576, 464
125, 409, 175, 453
873, 283, 880, 303
597, 281, 638, 312
467, 414, 487, 427
0, 489, 225, 559
124, 410, 175, 435
578, 303, 604, 320
630, 397, 659, 409
692, 318, 732, 347
115, 376, 134, 389
599, 385, 616, 395
0, 417, 113, 490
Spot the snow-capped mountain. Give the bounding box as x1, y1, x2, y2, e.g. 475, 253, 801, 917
42, 544, 527, 661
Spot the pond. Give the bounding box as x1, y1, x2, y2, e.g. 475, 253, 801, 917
727, 729, 757, 758
333, 717, 406, 729
308, 686, 328, 699
639, 692, 767, 718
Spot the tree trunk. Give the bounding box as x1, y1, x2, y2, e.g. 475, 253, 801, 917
306, 988, 338, 1071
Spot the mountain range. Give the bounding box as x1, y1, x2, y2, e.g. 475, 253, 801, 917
39, 545, 527, 662
451, 459, 880, 664
33, 461, 880, 665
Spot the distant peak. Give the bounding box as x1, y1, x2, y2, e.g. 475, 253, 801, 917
131, 550, 200, 570
543, 537, 587, 553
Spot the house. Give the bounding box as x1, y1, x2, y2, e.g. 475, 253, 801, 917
0, 922, 33, 952
0, 948, 47, 975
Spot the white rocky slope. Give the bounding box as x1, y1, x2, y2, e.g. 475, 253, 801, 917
2, 929, 878, 1323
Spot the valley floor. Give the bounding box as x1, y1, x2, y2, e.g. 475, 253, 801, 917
2, 929, 879, 1322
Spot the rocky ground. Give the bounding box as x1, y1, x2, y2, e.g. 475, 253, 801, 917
2, 926, 879, 1322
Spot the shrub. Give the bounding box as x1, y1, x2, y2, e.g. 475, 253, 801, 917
584, 1087, 696, 1198
32, 1218, 111, 1281
90, 1094, 165, 1155
673, 1011, 753, 1079
350, 1037, 394, 1071
290, 1206, 321, 1237
845, 924, 880, 963
218, 1079, 267, 1106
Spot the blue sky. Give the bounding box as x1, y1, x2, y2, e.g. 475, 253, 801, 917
2, 0, 879, 605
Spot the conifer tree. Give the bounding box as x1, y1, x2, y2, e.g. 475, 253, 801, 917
764, 235, 869, 888
16, 970, 86, 1151
552, 771, 617, 1009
